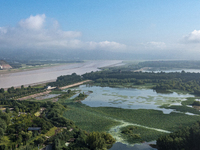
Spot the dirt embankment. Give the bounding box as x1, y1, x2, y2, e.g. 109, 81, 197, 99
17, 80, 92, 101
18, 90, 52, 100
59, 80, 92, 90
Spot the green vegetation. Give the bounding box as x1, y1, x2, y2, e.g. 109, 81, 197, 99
159, 97, 200, 115
138, 60, 200, 69
3, 65, 200, 148
157, 121, 200, 150
63, 103, 120, 132
83, 70, 200, 94
63, 98, 200, 143
0, 98, 116, 150
45, 127, 57, 137
193, 100, 200, 106
120, 125, 166, 143
48, 73, 82, 87
73, 92, 88, 101
0, 85, 45, 100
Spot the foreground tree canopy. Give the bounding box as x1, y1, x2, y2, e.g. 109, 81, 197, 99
157, 121, 200, 150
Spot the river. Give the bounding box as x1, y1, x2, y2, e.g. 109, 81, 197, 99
0, 60, 122, 88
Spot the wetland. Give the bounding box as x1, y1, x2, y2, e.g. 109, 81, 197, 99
62, 84, 200, 148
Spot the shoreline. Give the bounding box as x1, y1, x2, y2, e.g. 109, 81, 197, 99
0, 63, 77, 75
4, 79, 57, 90
0, 60, 123, 89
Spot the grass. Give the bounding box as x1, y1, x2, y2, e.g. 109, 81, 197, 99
45, 126, 57, 137
0, 136, 10, 145
63, 103, 120, 132
64, 100, 200, 132
92, 107, 200, 131
119, 125, 167, 143
34, 111, 40, 117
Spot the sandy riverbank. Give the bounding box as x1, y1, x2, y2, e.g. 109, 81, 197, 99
0, 63, 74, 75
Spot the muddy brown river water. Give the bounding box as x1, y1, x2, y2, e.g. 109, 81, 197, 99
0, 60, 122, 88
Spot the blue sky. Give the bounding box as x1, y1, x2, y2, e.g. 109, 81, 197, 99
1, 0, 200, 59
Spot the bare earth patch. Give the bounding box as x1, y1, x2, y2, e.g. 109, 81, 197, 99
17, 90, 51, 100
59, 80, 91, 90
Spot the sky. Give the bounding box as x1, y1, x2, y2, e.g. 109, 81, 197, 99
1, 0, 200, 59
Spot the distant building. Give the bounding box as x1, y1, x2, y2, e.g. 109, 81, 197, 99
28, 127, 41, 133
0, 60, 12, 70
46, 86, 56, 90
28, 127, 41, 131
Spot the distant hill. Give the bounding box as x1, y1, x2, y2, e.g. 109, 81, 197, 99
0, 60, 12, 70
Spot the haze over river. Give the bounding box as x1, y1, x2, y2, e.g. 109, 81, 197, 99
0, 60, 122, 88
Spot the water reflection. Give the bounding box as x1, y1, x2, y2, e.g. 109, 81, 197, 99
75, 85, 194, 114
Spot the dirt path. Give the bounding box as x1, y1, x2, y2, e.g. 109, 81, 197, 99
59, 80, 92, 90
18, 90, 51, 100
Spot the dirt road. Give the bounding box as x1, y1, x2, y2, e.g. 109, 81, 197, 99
59, 80, 91, 90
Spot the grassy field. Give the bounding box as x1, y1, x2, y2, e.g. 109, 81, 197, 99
63, 103, 120, 132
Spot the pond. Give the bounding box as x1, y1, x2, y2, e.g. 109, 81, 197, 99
74, 85, 194, 114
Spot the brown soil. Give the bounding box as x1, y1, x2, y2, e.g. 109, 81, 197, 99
59, 80, 92, 90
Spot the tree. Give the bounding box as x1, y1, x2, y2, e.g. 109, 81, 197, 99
0, 119, 7, 131
0, 88, 4, 93
0, 128, 4, 139
5, 107, 10, 113
86, 132, 106, 150
86, 132, 116, 150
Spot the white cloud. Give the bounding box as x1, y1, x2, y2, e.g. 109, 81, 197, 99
142, 41, 166, 49
87, 41, 126, 51
0, 14, 126, 51
0, 27, 7, 34
19, 14, 46, 30
183, 30, 200, 43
